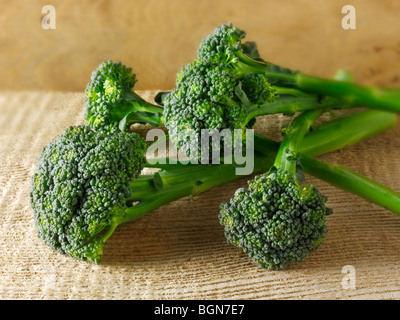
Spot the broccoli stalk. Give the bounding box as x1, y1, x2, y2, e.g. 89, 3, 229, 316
301, 157, 400, 216
198, 23, 400, 112
271, 109, 325, 172
84, 60, 163, 132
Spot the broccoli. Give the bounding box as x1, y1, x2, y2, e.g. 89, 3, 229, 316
162, 59, 343, 160
84, 60, 163, 132
219, 107, 400, 269
198, 22, 400, 112
219, 109, 331, 270
30, 109, 400, 264
30, 125, 147, 263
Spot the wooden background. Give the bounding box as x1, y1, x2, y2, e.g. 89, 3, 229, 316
1, 0, 400, 92
1, 0, 400, 300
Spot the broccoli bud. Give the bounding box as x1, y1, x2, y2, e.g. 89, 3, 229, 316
219, 169, 328, 269
84, 60, 163, 133
197, 22, 247, 66
241, 73, 276, 105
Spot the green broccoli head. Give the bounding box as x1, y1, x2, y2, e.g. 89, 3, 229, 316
164, 60, 236, 159
196, 23, 298, 86
30, 125, 147, 263
219, 169, 329, 270
84, 60, 136, 130
84, 60, 163, 132
197, 22, 246, 65
163, 59, 276, 160
241, 73, 276, 105
163, 89, 226, 158
86, 60, 137, 105
175, 59, 238, 104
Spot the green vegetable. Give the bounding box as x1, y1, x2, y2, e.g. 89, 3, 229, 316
219, 108, 400, 269
30, 125, 147, 263
219, 109, 329, 269
198, 22, 400, 112
84, 60, 163, 132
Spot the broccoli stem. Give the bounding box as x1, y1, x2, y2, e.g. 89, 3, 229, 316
273, 109, 324, 173
301, 157, 400, 215
253, 111, 400, 215
300, 109, 397, 157
253, 109, 398, 158
244, 95, 345, 128
296, 74, 400, 113
117, 161, 261, 225
126, 91, 165, 115
272, 86, 314, 97
114, 92, 164, 128
235, 51, 297, 85
125, 110, 163, 127
234, 52, 400, 112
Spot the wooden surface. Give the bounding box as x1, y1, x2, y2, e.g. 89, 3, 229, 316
1, 91, 400, 300
1, 0, 400, 300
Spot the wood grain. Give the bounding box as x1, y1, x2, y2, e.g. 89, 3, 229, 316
1, 90, 400, 300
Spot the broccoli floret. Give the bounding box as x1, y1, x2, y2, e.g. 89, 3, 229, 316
197, 22, 296, 84
219, 109, 331, 269
197, 23, 248, 66
241, 73, 276, 105
163, 60, 241, 158
198, 22, 400, 112
84, 60, 163, 132
219, 169, 328, 270
163, 59, 342, 161
30, 125, 147, 263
